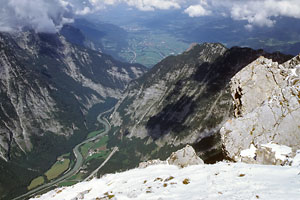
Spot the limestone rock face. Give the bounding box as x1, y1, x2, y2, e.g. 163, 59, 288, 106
138, 159, 167, 169
166, 145, 204, 168
221, 55, 300, 161
139, 145, 203, 169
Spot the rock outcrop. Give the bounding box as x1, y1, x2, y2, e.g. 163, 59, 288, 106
167, 145, 204, 168
240, 143, 295, 165
221, 55, 300, 162
138, 159, 167, 169
139, 145, 204, 169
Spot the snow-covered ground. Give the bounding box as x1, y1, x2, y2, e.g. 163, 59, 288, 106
31, 162, 300, 200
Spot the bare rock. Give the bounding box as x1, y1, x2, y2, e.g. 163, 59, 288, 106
166, 145, 204, 168
138, 159, 167, 169
221, 55, 300, 162
139, 145, 203, 168
240, 143, 294, 165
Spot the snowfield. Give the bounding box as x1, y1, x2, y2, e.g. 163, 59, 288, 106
31, 162, 300, 200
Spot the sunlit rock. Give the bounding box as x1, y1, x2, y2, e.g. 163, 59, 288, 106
221, 55, 300, 162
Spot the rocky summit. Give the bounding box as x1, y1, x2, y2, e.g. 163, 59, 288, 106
221, 54, 300, 162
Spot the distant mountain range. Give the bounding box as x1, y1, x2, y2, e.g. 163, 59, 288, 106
60, 19, 129, 63
57, 16, 300, 68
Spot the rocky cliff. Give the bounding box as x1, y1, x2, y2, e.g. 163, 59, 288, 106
109, 43, 291, 163
221, 54, 300, 162
0, 31, 146, 162
0, 31, 146, 198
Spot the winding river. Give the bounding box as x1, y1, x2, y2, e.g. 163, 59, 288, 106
13, 108, 114, 200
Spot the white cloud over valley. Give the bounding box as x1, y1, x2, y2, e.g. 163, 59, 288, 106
186, 0, 300, 28
1, 0, 300, 32
88, 0, 182, 11
0, 0, 74, 32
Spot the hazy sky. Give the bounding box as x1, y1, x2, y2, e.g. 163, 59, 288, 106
1, 0, 300, 32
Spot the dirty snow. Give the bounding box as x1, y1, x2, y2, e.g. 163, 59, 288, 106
31, 162, 300, 200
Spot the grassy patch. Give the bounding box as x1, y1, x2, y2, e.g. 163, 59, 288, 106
60, 153, 70, 158
83, 136, 109, 162
58, 181, 78, 187
80, 136, 109, 159
92, 136, 109, 149
80, 142, 94, 158
27, 176, 45, 190
86, 151, 109, 162
66, 173, 84, 181
45, 159, 70, 181
87, 129, 104, 139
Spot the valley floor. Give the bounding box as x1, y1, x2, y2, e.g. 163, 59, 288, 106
31, 162, 300, 200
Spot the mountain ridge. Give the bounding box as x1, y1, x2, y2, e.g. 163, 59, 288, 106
109, 43, 292, 165
0, 30, 146, 199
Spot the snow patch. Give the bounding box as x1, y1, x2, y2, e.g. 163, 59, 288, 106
261, 142, 292, 161
240, 144, 256, 158
292, 150, 300, 167
31, 162, 300, 200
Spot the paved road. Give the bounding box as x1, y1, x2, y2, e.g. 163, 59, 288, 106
13, 108, 114, 200
84, 146, 119, 181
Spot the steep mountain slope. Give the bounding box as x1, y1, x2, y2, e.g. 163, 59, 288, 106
109, 43, 292, 165
0, 31, 146, 198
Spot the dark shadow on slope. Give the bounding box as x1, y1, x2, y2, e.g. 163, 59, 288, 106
194, 47, 292, 93
146, 95, 197, 140
145, 46, 293, 151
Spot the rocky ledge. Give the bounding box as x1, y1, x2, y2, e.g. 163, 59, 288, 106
139, 145, 204, 169
221, 54, 300, 163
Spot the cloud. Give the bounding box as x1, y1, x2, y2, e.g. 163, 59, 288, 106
0, 0, 74, 33
182, 0, 300, 28
202, 0, 300, 28
88, 0, 181, 11
1, 0, 300, 32
75, 6, 92, 15
125, 0, 181, 11
228, 0, 300, 27
184, 4, 211, 17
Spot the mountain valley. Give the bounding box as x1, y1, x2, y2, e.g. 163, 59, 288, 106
0, 30, 146, 199
1, 2, 300, 199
